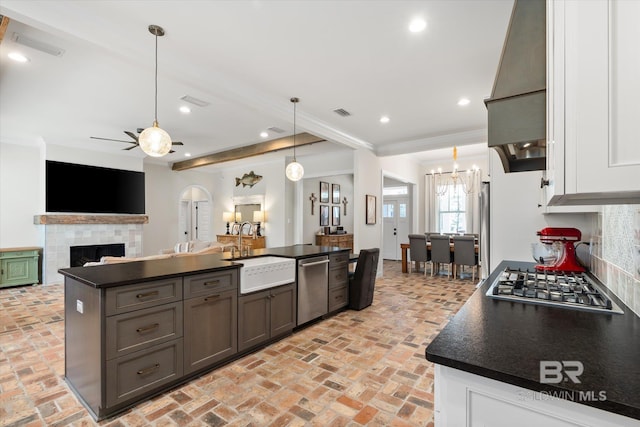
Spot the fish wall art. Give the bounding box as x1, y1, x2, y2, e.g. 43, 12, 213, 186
235, 171, 263, 188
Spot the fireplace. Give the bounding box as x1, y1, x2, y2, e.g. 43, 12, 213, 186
70, 243, 125, 267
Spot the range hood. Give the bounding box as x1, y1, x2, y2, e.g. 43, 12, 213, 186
484, 0, 546, 173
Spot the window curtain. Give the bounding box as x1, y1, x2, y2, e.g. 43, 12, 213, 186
425, 174, 438, 233
464, 171, 482, 234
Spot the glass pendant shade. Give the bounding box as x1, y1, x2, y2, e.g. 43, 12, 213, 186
139, 122, 172, 157
285, 160, 304, 181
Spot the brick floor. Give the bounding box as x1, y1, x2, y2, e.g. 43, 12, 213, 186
0, 261, 476, 426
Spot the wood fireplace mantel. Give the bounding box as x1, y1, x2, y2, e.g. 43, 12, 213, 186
34, 215, 149, 225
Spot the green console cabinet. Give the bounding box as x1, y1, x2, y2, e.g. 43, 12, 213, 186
0, 247, 40, 288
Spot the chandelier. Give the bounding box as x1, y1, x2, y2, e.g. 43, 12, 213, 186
431, 146, 479, 196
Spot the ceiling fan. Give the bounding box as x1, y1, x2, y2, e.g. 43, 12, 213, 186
90, 128, 184, 153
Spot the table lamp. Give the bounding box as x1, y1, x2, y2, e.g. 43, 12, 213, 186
222, 211, 234, 234
253, 211, 264, 236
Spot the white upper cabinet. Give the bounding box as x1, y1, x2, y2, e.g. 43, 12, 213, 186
546, 0, 640, 205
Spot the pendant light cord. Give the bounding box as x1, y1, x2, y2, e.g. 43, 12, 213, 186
293, 100, 297, 161
154, 32, 158, 124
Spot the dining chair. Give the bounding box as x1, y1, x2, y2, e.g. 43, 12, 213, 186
453, 235, 478, 281
429, 234, 454, 278
408, 234, 430, 275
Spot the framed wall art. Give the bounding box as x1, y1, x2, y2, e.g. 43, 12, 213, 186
366, 194, 376, 225
320, 205, 330, 226
320, 181, 330, 203
332, 184, 340, 204
332, 205, 340, 226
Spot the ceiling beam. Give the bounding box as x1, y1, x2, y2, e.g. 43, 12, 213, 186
171, 132, 325, 171
0, 16, 10, 44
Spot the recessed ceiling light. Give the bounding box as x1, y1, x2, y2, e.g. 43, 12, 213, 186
380, 116, 390, 124
184, 152, 192, 157
260, 131, 268, 138
409, 18, 427, 33
8, 52, 29, 63
458, 98, 471, 106
179, 106, 191, 114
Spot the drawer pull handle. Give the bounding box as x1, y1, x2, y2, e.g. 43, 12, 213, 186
204, 295, 221, 302
136, 291, 159, 299
137, 363, 160, 376
136, 323, 160, 333
204, 280, 220, 286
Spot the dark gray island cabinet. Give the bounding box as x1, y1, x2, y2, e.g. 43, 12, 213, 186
238, 283, 295, 352
60, 257, 240, 421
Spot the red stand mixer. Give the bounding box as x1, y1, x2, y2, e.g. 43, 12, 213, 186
533, 227, 585, 272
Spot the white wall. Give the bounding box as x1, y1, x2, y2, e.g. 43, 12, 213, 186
216, 159, 288, 248
302, 174, 354, 243
488, 149, 595, 270
380, 154, 424, 234
143, 163, 219, 255
0, 142, 42, 248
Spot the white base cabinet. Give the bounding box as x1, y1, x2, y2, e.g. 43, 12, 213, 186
546, 0, 640, 206
434, 365, 638, 427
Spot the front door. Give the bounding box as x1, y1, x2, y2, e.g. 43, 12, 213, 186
382, 198, 410, 260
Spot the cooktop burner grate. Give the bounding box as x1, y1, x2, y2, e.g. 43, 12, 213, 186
486, 268, 623, 314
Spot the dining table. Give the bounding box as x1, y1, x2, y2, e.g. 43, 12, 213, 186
400, 239, 479, 274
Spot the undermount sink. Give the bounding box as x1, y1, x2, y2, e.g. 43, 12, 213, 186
238, 256, 296, 294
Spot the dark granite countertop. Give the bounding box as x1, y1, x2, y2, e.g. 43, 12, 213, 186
223, 244, 350, 260
58, 254, 239, 288
426, 260, 640, 421
59, 245, 350, 288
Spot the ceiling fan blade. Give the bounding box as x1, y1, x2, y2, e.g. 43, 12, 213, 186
171, 141, 184, 146
169, 149, 175, 154
90, 136, 137, 144
124, 131, 139, 142
122, 145, 138, 151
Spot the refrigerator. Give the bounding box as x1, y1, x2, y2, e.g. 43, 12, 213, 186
479, 182, 490, 280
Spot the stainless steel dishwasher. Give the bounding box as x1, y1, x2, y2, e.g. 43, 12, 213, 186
297, 255, 329, 326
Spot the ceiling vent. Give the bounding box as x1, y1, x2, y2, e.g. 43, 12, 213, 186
11, 32, 65, 57
267, 126, 285, 134
180, 95, 210, 107
333, 108, 351, 117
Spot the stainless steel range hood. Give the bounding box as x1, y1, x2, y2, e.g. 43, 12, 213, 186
484, 0, 546, 173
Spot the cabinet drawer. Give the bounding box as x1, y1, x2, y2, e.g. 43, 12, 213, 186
329, 266, 348, 288
184, 269, 237, 298
329, 284, 348, 312
106, 339, 183, 407
105, 279, 182, 316
330, 252, 349, 266
106, 302, 183, 360
0, 249, 39, 259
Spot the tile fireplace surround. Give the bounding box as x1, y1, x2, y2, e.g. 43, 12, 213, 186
34, 215, 148, 284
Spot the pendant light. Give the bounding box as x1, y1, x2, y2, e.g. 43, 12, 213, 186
285, 97, 304, 181
138, 25, 172, 157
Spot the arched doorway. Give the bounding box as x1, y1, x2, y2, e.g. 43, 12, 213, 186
178, 185, 213, 242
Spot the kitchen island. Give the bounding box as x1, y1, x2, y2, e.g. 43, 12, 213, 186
59, 244, 350, 420
425, 260, 640, 426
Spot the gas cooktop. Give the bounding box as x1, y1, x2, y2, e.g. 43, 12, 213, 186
486, 268, 624, 314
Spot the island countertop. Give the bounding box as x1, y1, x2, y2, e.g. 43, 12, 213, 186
223, 244, 350, 260
425, 260, 640, 421
58, 244, 350, 289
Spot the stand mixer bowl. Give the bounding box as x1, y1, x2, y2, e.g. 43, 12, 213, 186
531, 242, 562, 266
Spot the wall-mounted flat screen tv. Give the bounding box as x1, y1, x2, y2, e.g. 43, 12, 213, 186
46, 160, 145, 214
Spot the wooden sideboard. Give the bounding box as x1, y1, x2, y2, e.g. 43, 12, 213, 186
315, 234, 353, 251
216, 235, 266, 250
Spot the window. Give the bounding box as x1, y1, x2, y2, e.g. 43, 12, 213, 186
438, 184, 466, 233
382, 203, 394, 218
383, 186, 408, 196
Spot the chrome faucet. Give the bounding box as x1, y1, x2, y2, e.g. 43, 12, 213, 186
237, 221, 255, 257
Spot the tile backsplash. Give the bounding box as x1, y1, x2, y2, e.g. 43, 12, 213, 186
590, 204, 640, 317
